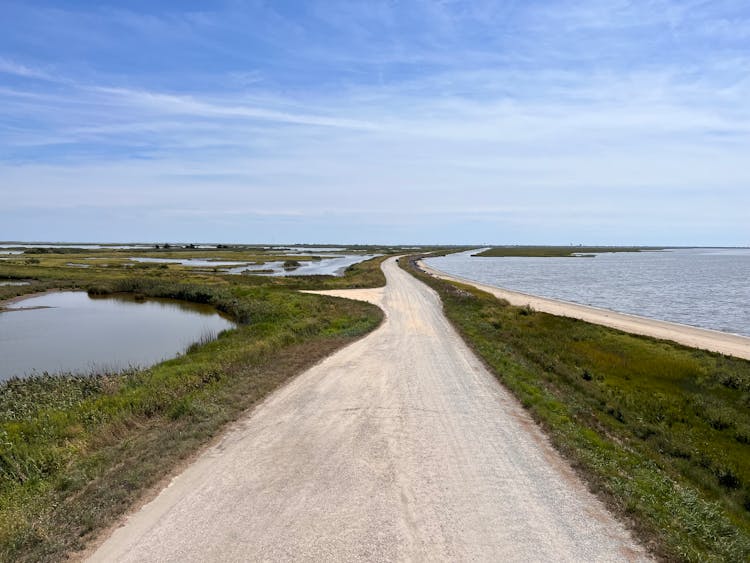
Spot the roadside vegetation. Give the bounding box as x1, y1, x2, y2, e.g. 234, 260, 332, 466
475, 246, 665, 257
0, 244, 426, 305
403, 254, 750, 562
0, 246, 409, 561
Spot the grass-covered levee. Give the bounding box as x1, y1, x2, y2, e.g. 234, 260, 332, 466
402, 254, 750, 562
0, 248, 397, 561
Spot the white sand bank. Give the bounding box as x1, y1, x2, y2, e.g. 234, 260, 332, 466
419, 261, 750, 361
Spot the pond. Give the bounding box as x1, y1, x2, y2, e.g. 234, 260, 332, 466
275, 254, 380, 276
124, 254, 379, 276
129, 257, 251, 267
0, 292, 236, 381
224, 254, 380, 276
270, 246, 346, 252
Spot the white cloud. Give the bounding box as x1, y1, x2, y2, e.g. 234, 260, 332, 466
0, 57, 54, 80
90, 86, 381, 130
1, 1, 750, 243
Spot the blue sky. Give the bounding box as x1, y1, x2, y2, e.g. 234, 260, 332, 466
1, 0, 749, 245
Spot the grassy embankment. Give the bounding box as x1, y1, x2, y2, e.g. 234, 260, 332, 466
476, 246, 665, 257
0, 250, 390, 561
403, 255, 750, 562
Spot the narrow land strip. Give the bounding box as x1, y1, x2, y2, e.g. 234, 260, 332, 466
90, 257, 648, 562
420, 260, 750, 361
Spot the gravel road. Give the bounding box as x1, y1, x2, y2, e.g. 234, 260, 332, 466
89, 257, 649, 562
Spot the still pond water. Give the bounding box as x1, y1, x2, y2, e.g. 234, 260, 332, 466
0, 292, 236, 381
128, 254, 379, 276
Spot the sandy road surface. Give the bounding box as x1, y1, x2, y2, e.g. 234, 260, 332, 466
421, 261, 750, 361
90, 257, 649, 562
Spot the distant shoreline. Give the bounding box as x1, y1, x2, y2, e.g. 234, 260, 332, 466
419, 260, 750, 361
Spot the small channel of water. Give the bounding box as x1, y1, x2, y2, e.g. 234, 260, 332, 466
0, 292, 236, 381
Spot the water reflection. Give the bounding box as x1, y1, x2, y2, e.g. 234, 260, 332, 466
126, 254, 379, 276
0, 292, 236, 381
224, 254, 379, 276
129, 257, 251, 267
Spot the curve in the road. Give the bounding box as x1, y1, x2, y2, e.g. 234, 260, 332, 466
89, 257, 649, 562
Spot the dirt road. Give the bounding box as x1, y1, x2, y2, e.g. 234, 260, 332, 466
89, 257, 649, 562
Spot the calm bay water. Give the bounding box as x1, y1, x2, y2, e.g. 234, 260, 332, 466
425, 248, 750, 337
0, 292, 235, 381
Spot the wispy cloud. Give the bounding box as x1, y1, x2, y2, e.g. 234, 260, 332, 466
1, 0, 749, 244
0, 57, 54, 80
91, 87, 381, 130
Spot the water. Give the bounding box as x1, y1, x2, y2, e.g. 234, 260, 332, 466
129, 257, 252, 267
0, 243, 155, 250
196, 255, 378, 276
425, 248, 750, 337
0, 292, 236, 381
274, 254, 379, 276
270, 246, 346, 252
127, 254, 376, 276
224, 262, 287, 274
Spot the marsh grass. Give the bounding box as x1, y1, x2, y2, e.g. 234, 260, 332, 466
402, 255, 750, 561
0, 293, 382, 561
184, 329, 221, 355
226, 254, 391, 290
0, 250, 386, 561
88, 278, 256, 324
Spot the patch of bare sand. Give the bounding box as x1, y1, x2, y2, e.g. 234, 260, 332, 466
420, 261, 750, 361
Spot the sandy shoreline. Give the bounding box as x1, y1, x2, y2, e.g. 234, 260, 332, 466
419, 260, 750, 361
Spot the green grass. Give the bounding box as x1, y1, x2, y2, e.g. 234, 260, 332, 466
0, 251, 386, 561
475, 246, 665, 257
0, 251, 389, 302
402, 255, 750, 562
227, 253, 391, 290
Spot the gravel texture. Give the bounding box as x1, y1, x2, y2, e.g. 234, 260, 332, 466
89, 257, 650, 562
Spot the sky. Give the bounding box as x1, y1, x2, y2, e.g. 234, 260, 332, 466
1, 0, 749, 245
